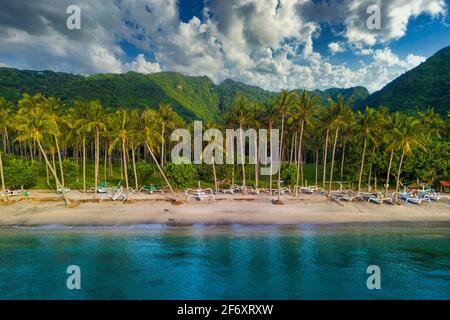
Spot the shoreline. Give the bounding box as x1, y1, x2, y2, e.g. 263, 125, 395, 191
1, 191, 450, 227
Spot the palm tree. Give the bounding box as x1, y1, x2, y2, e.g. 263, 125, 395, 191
0, 151, 6, 202
326, 94, 351, 194
0, 97, 13, 154
383, 112, 402, 198
84, 101, 108, 198
356, 106, 377, 192
366, 107, 389, 191
128, 109, 141, 191
393, 117, 426, 199
46, 97, 66, 193
261, 101, 279, 195
109, 109, 131, 192
15, 94, 70, 204
274, 90, 297, 202
292, 91, 320, 194
70, 102, 89, 192
158, 104, 177, 167
418, 107, 445, 137
142, 108, 175, 194
247, 102, 261, 191
338, 115, 356, 185
224, 95, 250, 191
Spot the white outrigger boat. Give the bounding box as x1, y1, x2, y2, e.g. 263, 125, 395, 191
418, 189, 442, 201
397, 192, 423, 205
358, 192, 393, 204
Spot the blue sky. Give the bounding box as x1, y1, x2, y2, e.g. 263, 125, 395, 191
0, 0, 449, 92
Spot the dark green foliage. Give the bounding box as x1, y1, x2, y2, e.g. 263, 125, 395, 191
0, 67, 372, 122
127, 160, 154, 185
280, 163, 298, 187
3, 157, 36, 189
402, 139, 450, 185
296, 87, 370, 106
164, 163, 197, 188
359, 45, 450, 115
62, 160, 79, 188
197, 163, 234, 182
217, 78, 275, 111
0, 69, 219, 122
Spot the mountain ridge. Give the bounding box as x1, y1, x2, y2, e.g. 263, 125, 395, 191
1, 43, 448, 121
357, 45, 450, 115
0, 66, 370, 121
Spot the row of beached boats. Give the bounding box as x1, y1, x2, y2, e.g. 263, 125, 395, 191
325, 187, 443, 205
0, 182, 446, 205
184, 184, 295, 202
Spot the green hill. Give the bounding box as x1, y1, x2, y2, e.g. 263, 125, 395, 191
0, 67, 370, 121
359, 45, 450, 115
0, 68, 221, 121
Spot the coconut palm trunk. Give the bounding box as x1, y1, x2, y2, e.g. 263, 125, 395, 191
322, 129, 329, 190
385, 150, 394, 198
367, 146, 376, 191
0, 151, 7, 202
295, 120, 305, 195
358, 137, 367, 192
145, 142, 174, 194
104, 142, 107, 184
131, 143, 138, 191
36, 140, 70, 205
82, 136, 86, 193
54, 134, 65, 191
239, 122, 246, 190
315, 148, 319, 186
45, 158, 50, 186
212, 155, 218, 192
51, 149, 57, 190
277, 113, 286, 201
269, 121, 273, 195
254, 134, 259, 192
122, 139, 129, 191
340, 140, 346, 184
328, 127, 339, 194
94, 128, 101, 198
394, 150, 406, 200
160, 124, 165, 167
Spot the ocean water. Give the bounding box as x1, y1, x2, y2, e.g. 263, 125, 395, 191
0, 223, 449, 300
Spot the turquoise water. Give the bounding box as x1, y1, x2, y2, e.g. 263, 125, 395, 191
0, 223, 449, 300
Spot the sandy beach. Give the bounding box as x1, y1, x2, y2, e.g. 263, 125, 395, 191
1, 190, 450, 226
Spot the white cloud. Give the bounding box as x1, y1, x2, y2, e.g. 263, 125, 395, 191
123, 54, 161, 74
373, 48, 401, 66
328, 42, 345, 54
0, 0, 444, 93
343, 0, 447, 47
405, 54, 426, 68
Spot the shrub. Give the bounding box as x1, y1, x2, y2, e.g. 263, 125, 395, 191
197, 164, 234, 183
164, 163, 197, 188
127, 160, 154, 185
280, 162, 298, 187
3, 158, 36, 189
62, 160, 79, 187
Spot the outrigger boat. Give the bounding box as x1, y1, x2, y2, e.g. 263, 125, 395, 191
397, 192, 423, 205
418, 189, 442, 201
358, 192, 393, 204
298, 186, 322, 194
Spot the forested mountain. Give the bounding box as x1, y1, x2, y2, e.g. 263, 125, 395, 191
2, 44, 448, 123
358, 45, 450, 115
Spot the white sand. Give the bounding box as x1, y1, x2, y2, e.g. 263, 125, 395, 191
1, 191, 450, 226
